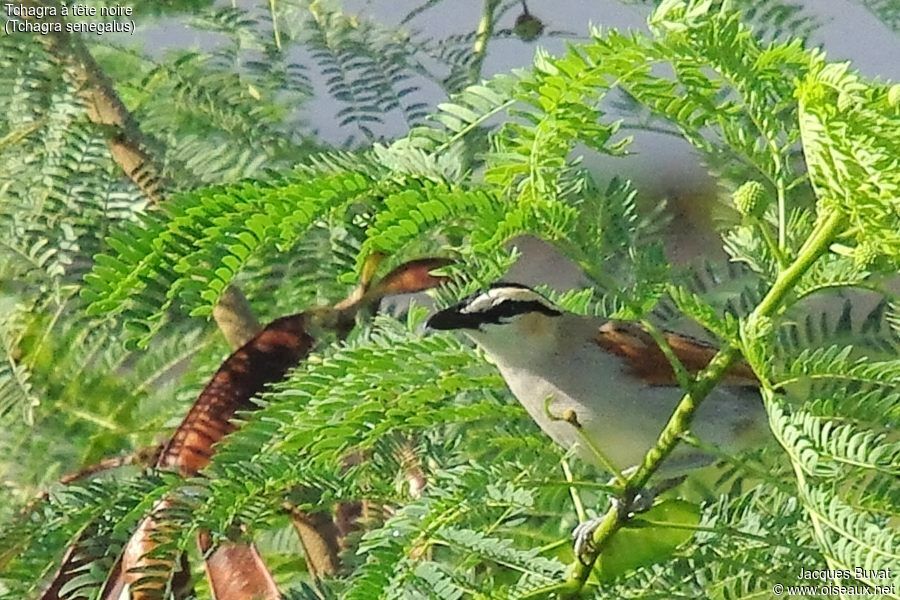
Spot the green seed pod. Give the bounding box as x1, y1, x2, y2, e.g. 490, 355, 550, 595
514, 10, 545, 42
733, 181, 768, 218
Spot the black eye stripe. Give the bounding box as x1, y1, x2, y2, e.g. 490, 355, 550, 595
475, 299, 561, 324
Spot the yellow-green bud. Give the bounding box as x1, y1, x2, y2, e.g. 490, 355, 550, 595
744, 314, 773, 340
733, 181, 768, 218
853, 242, 879, 270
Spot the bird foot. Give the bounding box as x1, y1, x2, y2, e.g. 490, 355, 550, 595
572, 475, 685, 561
571, 493, 653, 561
572, 516, 605, 560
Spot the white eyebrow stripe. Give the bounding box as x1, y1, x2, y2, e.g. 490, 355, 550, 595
460, 294, 495, 314
459, 287, 554, 314
495, 288, 543, 302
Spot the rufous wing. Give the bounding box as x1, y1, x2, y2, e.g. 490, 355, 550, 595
594, 321, 758, 387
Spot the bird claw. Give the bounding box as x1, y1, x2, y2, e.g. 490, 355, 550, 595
572, 478, 684, 562
572, 494, 647, 562
572, 516, 603, 560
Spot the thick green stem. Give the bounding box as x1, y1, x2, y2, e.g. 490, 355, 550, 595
269, 0, 282, 50
554, 210, 846, 598
468, 0, 500, 86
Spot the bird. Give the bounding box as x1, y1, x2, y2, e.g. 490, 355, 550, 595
425, 282, 770, 484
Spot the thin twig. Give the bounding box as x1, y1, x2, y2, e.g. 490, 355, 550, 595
19, 444, 163, 520
545, 398, 628, 487
0, 120, 46, 150
59, 444, 164, 485
561, 458, 587, 523
25, 0, 170, 202
212, 285, 262, 348
639, 319, 695, 392
753, 214, 790, 270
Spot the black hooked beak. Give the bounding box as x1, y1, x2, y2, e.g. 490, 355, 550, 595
425, 303, 483, 331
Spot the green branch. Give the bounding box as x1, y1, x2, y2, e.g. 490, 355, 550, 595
468, 0, 500, 86
269, 0, 282, 50
549, 210, 846, 598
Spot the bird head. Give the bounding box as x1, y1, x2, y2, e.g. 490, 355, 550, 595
426, 283, 563, 358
